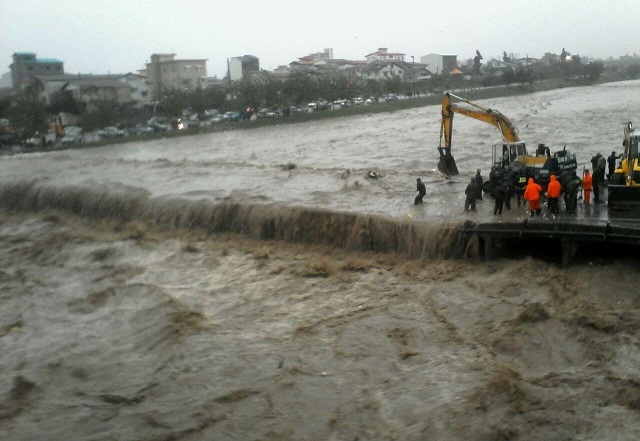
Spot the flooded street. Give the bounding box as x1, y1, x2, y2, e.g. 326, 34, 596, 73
1, 81, 640, 440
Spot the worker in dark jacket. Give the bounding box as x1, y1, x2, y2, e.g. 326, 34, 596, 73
597, 154, 606, 183
514, 170, 527, 207
607, 151, 621, 180
474, 169, 484, 200
564, 171, 581, 214
464, 177, 479, 211
414, 177, 426, 205
492, 181, 506, 215
502, 173, 514, 210
489, 167, 498, 192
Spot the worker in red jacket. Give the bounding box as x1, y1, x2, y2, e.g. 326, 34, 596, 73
582, 168, 593, 204
523, 177, 542, 216
546, 174, 562, 216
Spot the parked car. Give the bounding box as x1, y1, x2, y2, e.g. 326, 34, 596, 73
134, 124, 155, 135
257, 108, 279, 118
147, 116, 171, 132
26, 131, 56, 146
201, 114, 223, 125
307, 101, 331, 111
97, 126, 125, 138
353, 97, 364, 105
333, 99, 352, 109
60, 126, 83, 144
222, 111, 242, 122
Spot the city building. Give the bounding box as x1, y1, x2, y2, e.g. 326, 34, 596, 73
146, 53, 207, 100
10, 52, 64, 90
34, 74, 134, 106
421, 53, 458, 75
228, 55, 260, 81
360, 60, 407, 81
118, 72, 151, 108
365, 48, 405, 63
359, 59, 431, 83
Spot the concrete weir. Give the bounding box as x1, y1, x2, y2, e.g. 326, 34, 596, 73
461, 218, 640, 267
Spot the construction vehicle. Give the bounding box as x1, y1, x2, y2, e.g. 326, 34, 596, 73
437, 92, 577, 189
608, 121, 640, 209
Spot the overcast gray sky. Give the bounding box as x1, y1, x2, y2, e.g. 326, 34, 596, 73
1, 0, 638, 78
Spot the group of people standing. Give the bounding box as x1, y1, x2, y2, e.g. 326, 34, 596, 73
464, 166, 522, 215
416, 149, 621, 214
461, 166, 587, 217
583, 151, 621, 203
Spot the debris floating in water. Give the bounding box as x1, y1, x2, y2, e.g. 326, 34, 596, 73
367, 170, 382, 179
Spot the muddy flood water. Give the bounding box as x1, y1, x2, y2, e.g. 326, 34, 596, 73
1, 81, 640, 440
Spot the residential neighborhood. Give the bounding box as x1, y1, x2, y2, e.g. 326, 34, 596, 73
0, 46, 609, 109
0, 45, 638, 149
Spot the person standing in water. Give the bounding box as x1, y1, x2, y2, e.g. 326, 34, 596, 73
474, 169, 484, 200
414, 177, 426, 205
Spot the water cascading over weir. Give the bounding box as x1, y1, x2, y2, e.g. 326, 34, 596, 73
0, 181, 474, 261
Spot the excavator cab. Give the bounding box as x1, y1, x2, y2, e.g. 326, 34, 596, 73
492, 143, 527, 169
608, 121, 640, 209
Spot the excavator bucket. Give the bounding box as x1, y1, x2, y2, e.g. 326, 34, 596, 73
437, 147, 459, 176
607, 185, 640, 210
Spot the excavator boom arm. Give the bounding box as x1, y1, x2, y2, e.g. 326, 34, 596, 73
437, 92, 520, 176
440, 93, 521, 147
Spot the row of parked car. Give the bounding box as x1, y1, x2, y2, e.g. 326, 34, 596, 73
18, 93, 405, 148
305, 94, 399, 112
25, 125, 84, 146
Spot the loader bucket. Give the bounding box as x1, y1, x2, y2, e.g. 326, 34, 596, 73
607, 184, 640, 210
437, 147, 459, 176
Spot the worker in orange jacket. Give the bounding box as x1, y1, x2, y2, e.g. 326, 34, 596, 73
546, 174, 562, 215
582, 168, 593, 203
523, 177, 542, 216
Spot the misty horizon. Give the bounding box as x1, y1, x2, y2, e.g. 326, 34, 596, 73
2, 1, 639, 79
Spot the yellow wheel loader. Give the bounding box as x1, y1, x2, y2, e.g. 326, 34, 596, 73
608, 121, 640, 210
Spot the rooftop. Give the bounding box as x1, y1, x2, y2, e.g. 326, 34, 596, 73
21, 58, 63, 64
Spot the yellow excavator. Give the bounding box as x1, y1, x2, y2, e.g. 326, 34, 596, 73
437, 92, 577, 189
608, 121, 640, 209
